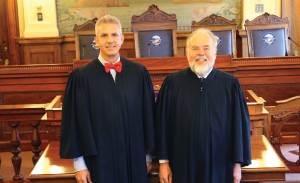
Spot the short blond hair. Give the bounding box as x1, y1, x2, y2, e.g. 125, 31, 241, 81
95, 15, 122, 36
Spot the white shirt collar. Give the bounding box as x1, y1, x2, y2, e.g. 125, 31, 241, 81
98, 54, 120, 66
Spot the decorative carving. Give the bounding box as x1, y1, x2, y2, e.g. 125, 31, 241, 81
232, 56, 300, 64
0, 65, 72, 72
73, 17, 98, 32
271, 136, 280, 144
273, 111, 300, 120
245, 12, 289, 26
192, 14, 236, 26
268, 95, 300, 167
131, 4, 177, 23
131, 4, 177, 58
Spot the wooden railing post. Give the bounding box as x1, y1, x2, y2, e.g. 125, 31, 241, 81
31, 120, 42, 165
10, 121, 24, 180
0, 156, 2, 182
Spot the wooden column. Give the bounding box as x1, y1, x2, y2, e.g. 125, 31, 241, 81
6, 0, 20, 65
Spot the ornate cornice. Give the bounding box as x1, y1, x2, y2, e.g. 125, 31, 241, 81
245, 12, 289, 25
73, 17, 98, 32
192, 14, 236, 26
0, 64, 72, 74
131, 4, 177, 23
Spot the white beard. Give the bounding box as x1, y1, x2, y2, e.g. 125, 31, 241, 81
189, 56, 214, 77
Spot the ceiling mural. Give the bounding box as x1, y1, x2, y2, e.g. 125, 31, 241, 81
56, 0, 241, 35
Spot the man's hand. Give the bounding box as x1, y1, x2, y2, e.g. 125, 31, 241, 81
233, 163, 241, 183
159, 163, 172, 183
75, 169, 92, 183
147, 162, 152, 172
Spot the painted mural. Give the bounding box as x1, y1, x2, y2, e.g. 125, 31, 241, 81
56, 0, 241, 35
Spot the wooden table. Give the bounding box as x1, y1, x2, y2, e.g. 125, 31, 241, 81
242, 135, 289, 182
28, 135, 288, 183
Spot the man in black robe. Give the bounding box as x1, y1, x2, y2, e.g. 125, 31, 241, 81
60, 15, 155, 183
156, 28, 251, 183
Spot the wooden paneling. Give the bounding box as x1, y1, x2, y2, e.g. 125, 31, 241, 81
0, 64, 72, 104
1, 56, 300, 106
232, 56, 300, 105
17, 37, 63, 64
61, 36, 76, 63
72, 56, 300, 107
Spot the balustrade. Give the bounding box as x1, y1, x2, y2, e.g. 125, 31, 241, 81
0, 96, 62, 181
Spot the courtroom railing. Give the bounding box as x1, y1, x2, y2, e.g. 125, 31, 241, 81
0, 95, 62, 181
266, 96, 300, 172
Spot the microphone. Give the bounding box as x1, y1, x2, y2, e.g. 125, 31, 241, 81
148, 43, 151, 57
288, 37, 300, 48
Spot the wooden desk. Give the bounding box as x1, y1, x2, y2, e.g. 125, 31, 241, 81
28, 135, 288, 183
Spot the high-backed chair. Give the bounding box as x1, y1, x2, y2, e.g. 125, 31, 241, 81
73, 17, 98, 60
191, 14, 237, 58
131, 4, 177, 58
244, 12, 290, 57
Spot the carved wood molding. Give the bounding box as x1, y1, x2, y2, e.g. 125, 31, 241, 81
233, 56, 300, 65
192, 14, 236, 26
245, 12, 289, 25
271, 111, 300, 166
273, 111, 300, 120
131, 4, 177, 23
0, 64, 72, 74
73, 17, 98, 32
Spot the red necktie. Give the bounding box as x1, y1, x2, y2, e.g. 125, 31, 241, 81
104, 62, 122, 73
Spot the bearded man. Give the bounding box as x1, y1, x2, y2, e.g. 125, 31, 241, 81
155, 28, 252, 183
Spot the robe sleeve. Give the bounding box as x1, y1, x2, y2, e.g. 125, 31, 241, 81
155, 76, 173, 160
232, 78, 252, 166
142, 67, 156, 155
60, 69, 97, 159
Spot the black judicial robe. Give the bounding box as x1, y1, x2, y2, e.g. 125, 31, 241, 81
155, 68, 251, 183
60, 58, 155, 183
